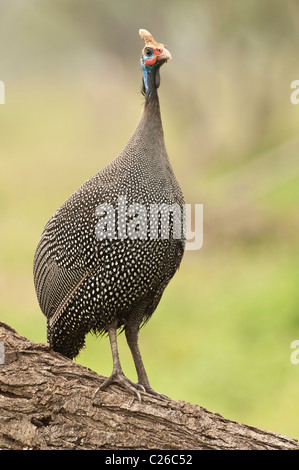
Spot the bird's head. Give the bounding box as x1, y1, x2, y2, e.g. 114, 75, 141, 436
139, 29, 172, 96
140, 29, 172, 68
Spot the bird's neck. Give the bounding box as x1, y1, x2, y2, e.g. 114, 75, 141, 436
137, 96, 165, 153
140, 65, 165, 142
141, 62, 161, 103
118, 64, 168, 166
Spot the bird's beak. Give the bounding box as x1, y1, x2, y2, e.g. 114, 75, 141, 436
158, 47, 172, 62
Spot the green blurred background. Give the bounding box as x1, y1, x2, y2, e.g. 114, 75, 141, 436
1, 0, 299, 440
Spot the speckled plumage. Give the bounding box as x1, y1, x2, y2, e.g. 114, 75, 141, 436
33, 30, 185, 398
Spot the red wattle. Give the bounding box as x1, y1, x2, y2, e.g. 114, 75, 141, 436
145, 57, 158, 66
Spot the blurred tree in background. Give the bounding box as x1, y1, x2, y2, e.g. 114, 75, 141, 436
1, 0, 299, 439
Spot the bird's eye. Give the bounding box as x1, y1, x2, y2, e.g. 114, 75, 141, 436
144, 47, 153, 57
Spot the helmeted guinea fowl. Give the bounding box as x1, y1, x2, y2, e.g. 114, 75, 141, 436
33, 29, 185, 400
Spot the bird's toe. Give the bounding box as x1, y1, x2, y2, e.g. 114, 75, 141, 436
140, 384, 169, 400
95, 372, 143, 402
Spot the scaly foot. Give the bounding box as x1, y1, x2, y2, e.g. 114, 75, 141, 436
94, 372, 145, 402
139, 384, 169, 400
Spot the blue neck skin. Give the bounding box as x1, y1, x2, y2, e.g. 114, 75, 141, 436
141, 60, 156, 96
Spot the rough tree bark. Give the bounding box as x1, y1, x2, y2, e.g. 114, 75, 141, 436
0, 321, 298, 451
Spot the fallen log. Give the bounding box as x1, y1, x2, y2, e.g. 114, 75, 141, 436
0, 321, 298, 451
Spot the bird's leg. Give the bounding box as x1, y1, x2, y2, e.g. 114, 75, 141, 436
125, 324, 169, 400
95, 323, 142, 401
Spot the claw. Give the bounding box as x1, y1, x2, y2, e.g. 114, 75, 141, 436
136, 383, 146, 393
141, 385, 169, 400
94, 376, 169, 402
94, 372, 142, 402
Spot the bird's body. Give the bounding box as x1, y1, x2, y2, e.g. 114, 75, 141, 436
33, 29, 185, 399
